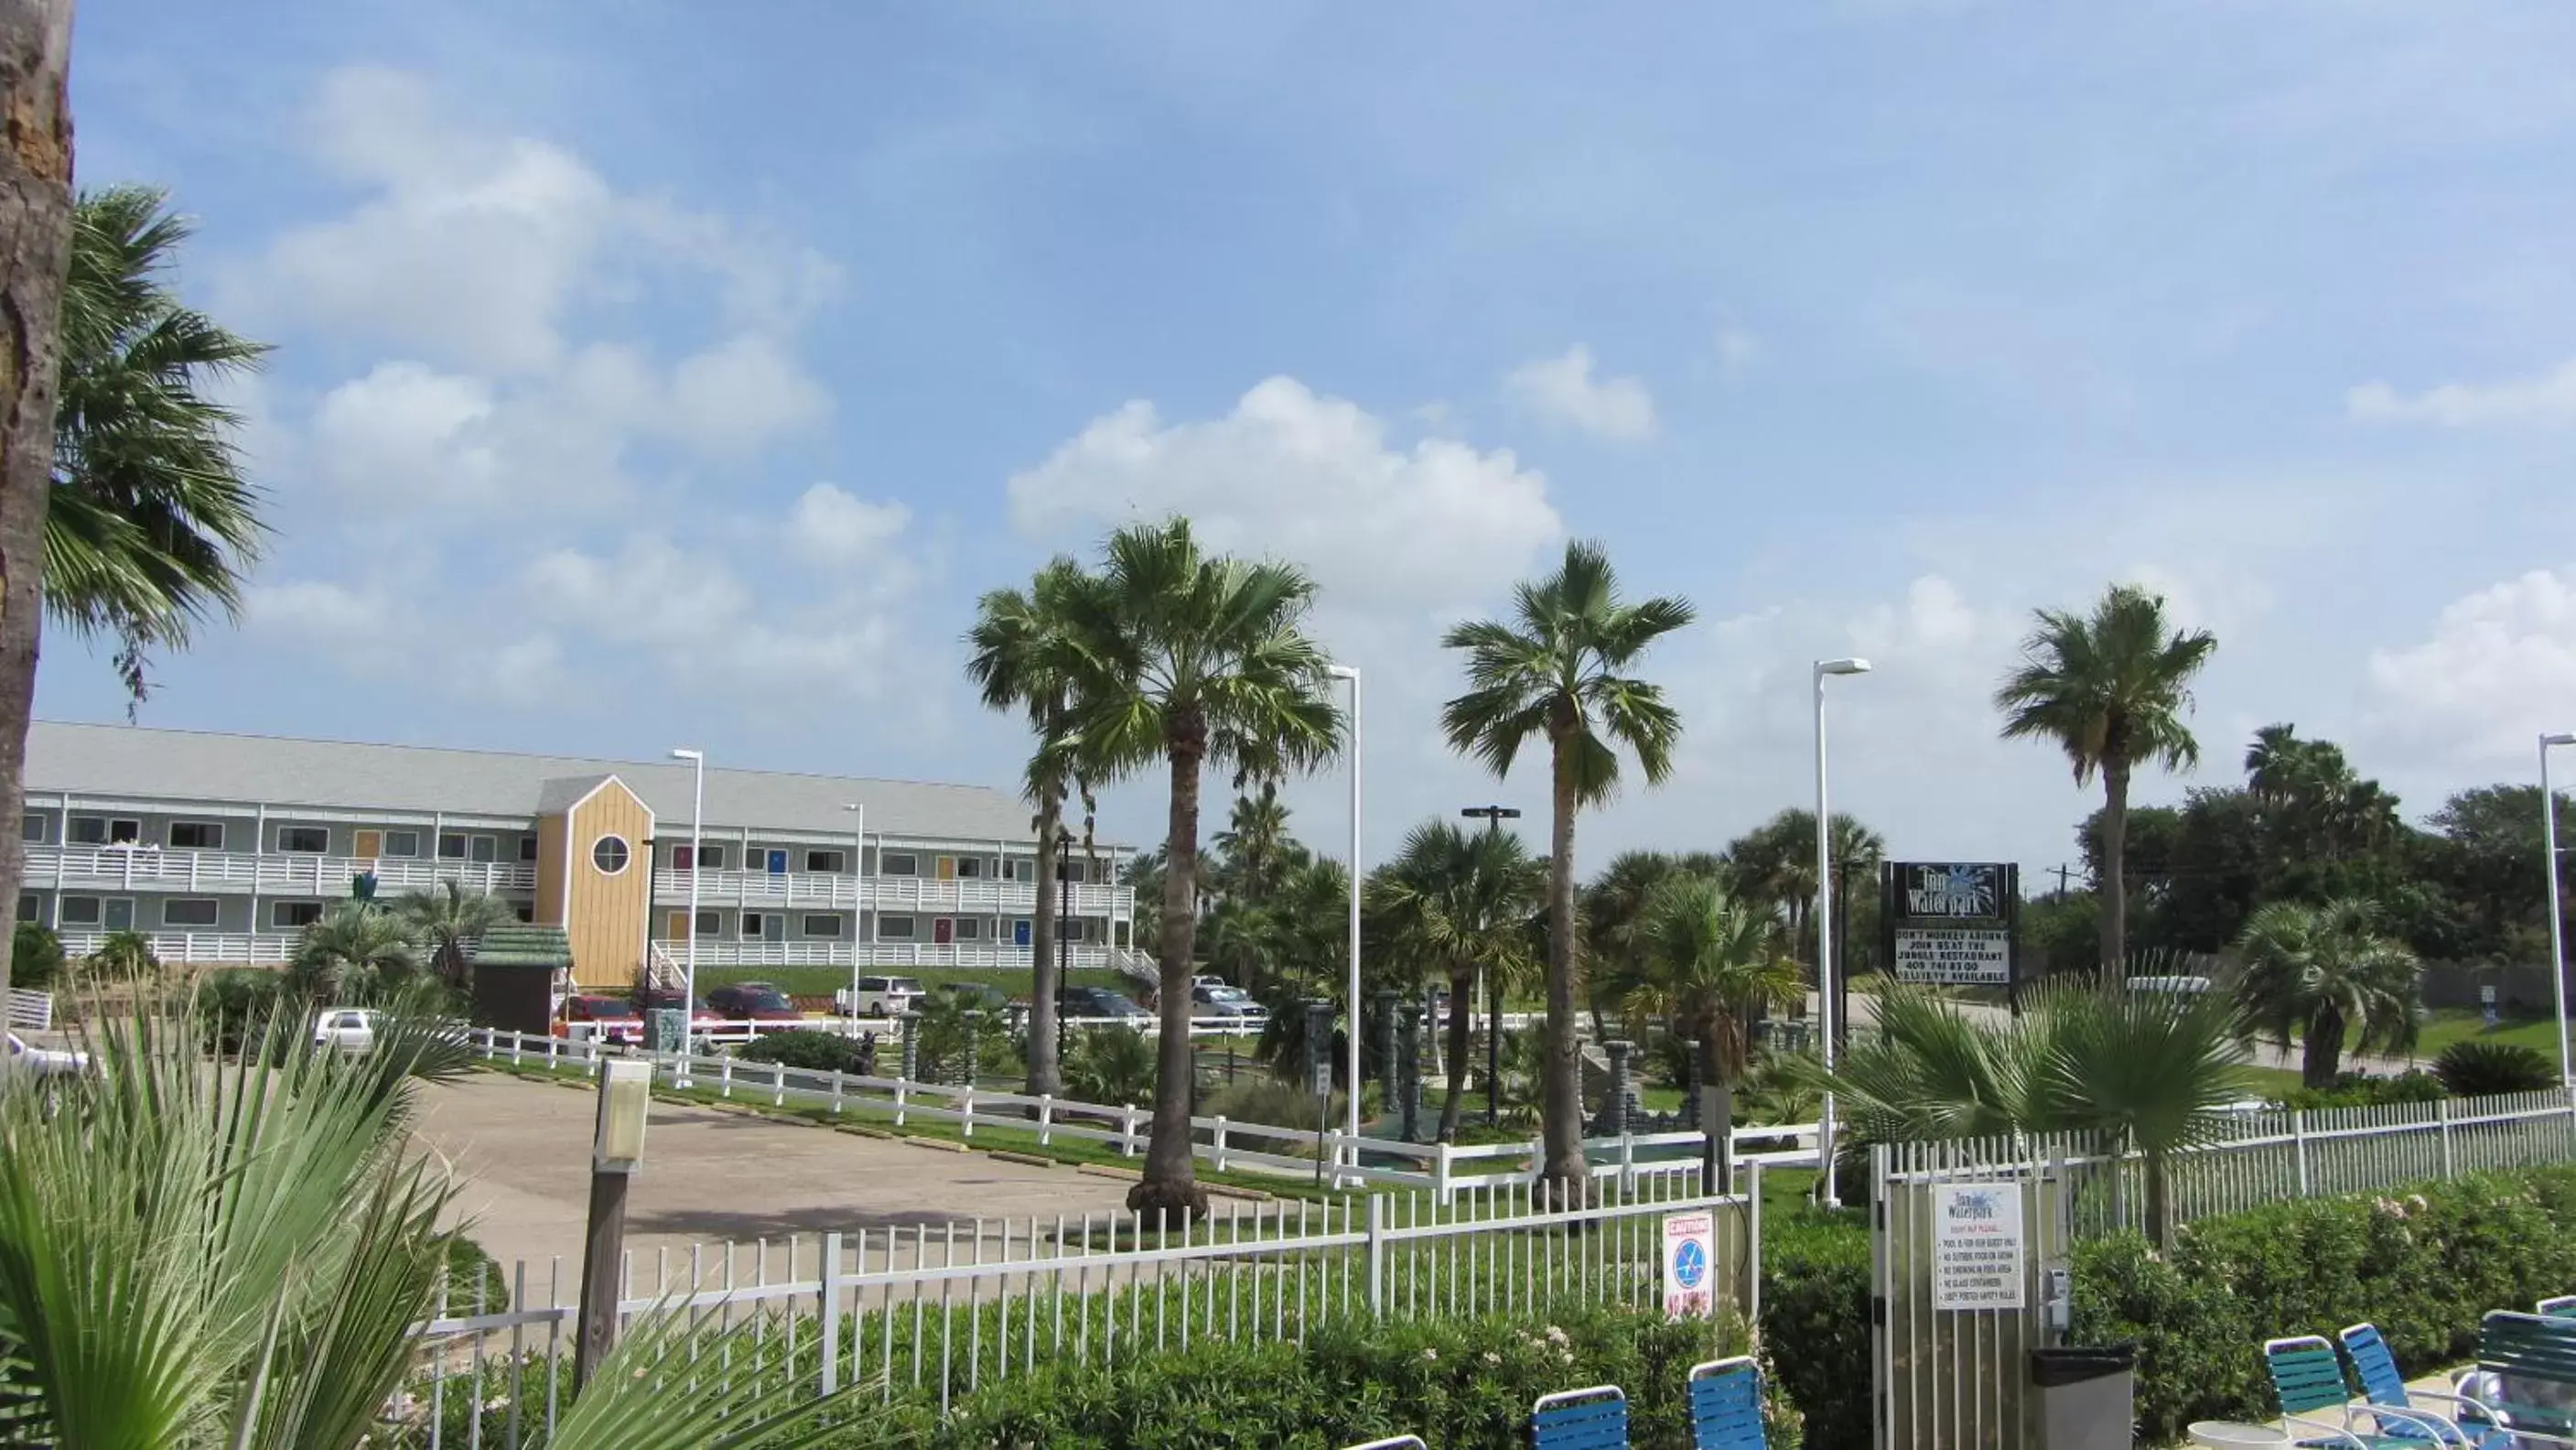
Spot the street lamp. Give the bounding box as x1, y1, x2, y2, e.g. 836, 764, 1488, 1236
843, 803, 866, 1033
671, 748, 705, 1078
1460, 805, 1522, 1126
1330, 664, 1362, 1183
2543, 732, 2575, 1088
576, 1056, 652, 1386
1813, 657, 1871, 1207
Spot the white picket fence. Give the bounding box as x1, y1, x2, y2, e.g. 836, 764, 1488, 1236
463, 1027, 1822, 1199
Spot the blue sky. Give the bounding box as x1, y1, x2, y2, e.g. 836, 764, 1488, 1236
43, 1, 2576, 875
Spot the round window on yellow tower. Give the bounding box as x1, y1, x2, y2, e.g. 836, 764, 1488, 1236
591, 835, 631, 875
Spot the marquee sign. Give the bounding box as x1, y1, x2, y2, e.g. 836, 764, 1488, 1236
1883, 861, 2020, 988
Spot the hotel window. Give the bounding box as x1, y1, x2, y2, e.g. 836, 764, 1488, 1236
1056, 860, 1088, 884
804, 849, 846, 873
954, 918, 981, 942
740, 912, 784, 941
879, 852, 917, 877
72, 817, 141, 846
168, 821, 224, 850
19, 814, 42, 844
15, 893, 34, 922
513, 904, 535, 924
163, 898, 220, 928
276, 827, 329, 853
699, 845, 728, 869
271, 901, 323, 930
58, 895, 100, 925
878, 914, 916, 941
694, 909, 721, 936
383, 830, 422, 858
802, 914, 845, 938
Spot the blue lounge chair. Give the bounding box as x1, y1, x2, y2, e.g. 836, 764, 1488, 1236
2337, 1323, 2509, 1447
1341, 1439, 1427, 1450
2540, 1296, 2576, 1319
2264, 1336, 2456, 1447
1687, 1357, 1767, 1448
1532, 1385, 1627, 1449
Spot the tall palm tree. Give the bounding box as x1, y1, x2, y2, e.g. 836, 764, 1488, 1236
1213, 781, 1295, 905
2234, 897, 2422, 1087
966, 555, 1101, 1100
290, 903, 420, 1002
1621, 873, 1803, 1188
1369, 819, 1545, 1142
393, 881, 512, 990
1441, 540, 1695, 1196
50, 186, 267, 707
1995, 585, 2216, 974
1579, 849, 1719, 1040
1058, 518, 1342, 1221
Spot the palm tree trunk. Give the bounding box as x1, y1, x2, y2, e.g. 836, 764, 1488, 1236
2145, 1152, 2174, 1250
1699, 1033, 1734, 1194
2099, 758, 2130, 976
1132, 737, 1210, 1224
1491, 964, 1509, 1124
2303, 1004, 2344, 1088
0, 3, 73, 1020
1023, 784, 1064, 1098
1439, 962, 1472, 1142
1540, 730, 1589, 1199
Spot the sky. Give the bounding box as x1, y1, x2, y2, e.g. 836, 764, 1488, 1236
42, 1, 2576, 881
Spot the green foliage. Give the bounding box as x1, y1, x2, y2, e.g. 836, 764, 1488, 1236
909, 993, 1019, 1084
9, 923, 62, 992
2073, 1165, 2576, 1444
2234, 897, 2422, 1087
737, 1028, 878, 1076
194, 966, 285, 1052
1759, 1216, 1873, 1450
1062, 1024, 1157, 1105
2432, 1040, 2558, 1098
289, 902, 422, 1001
2272, 1069, 2446, 1110
83, 929, 160, 982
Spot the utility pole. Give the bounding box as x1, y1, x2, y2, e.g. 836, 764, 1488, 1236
1460, 805, 1522, 1127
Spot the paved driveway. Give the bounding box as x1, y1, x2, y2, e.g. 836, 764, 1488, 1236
414, 1071, 1137, 1285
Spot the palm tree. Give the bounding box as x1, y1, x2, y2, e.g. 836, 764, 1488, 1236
290, 903, 421, 1001
966, 556, 1101, 1100
50, 186, 267, 707
2234, 897, 2422, 1088
394, 881, 512, 990
1057, 518, 1342, 1221
1995, 585, 2216, 974
1213, 781, 1295, 905
79, 928, 160, 988
1579, 849, 1719, 1040
1369, 820, 1545, 1142
1442, 540, 1696, 1196
1622, 874, 1803, 1188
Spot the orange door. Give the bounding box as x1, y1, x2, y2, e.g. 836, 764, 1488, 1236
666, 912, 690, 940
353, 829, 383, 860
935, 856, 957, 882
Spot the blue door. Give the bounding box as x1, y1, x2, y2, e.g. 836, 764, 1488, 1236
1013, 920, 1032, 947
767, 849, 788, 875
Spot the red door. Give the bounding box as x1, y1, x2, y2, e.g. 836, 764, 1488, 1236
932, 917, 954, 946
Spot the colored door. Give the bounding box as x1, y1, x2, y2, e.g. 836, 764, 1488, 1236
353, 829, 383, 860
766, 849, 789, 875
666, 912, 690, 941
1013, 919, 1031, 947
672, 844, 693, 871
934, 856, 957, 882
932, 917, 954, 946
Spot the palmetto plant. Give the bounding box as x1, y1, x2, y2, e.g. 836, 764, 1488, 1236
1995, 585, 2216, 974
1441, 540, 1695, 1198
1368, 819, 1545, 1142
393, 881, 512, 990
1055, 518, 1342, 1221
81, 927, 160, 984
2233, 897, 2422, 1088
290, 903, 422, 1001
1615, 874, 1803, 1185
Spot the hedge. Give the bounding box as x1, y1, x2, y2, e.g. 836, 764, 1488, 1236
1758, 1215, 1872, 1450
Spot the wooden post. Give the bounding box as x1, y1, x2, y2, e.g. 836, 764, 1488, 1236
573, 1167, 630, 1389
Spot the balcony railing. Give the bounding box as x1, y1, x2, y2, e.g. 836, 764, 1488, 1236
28, 846, 534, 897
650, 868, 1126, 917
61, 930, 296, 965
660, 939, 1120, 970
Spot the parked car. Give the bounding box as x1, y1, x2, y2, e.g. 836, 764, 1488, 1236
1191, 984, 1269, 1026
633, 988, 719, 1025
1060, 986, 1153, 1025
560, 994, 644, 1045
705, 981, 803, 1022
5, 1031, 88, 1077
311, 1007, 378, 1055
836, 975, 925, 1017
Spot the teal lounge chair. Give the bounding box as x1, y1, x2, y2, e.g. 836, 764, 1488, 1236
1532, 1385, 1627, 1449
1687, 1357, 1767, 1449
2540, 1296, 2576, 1319
1342, 1439, 1427, 1450
2264, 1336, 2456, 1447
2463, 1312, 2576, 1447
2337, 1323, 2508, 1447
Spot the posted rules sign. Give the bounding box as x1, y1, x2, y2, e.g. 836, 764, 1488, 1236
1662, 1210, 1718, 1320
1931, 1183, 2025, 1311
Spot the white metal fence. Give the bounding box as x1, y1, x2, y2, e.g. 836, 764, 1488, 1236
464, 1027, 1822, 1199
4, 989, 48, 1031
394, 1173, 1759, 1449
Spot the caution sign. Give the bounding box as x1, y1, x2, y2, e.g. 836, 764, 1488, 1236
1662, 1210, 1718, 1320
1932, 1183, 2026, 1311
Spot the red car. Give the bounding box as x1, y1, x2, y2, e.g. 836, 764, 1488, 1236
633, 988, 720, 1027
559, 994, 644, 1045
705, 981, 803, 1023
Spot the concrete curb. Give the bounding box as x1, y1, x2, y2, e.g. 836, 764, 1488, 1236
987, 1150, 1060, 1169
1077, 1163, 1142, 1182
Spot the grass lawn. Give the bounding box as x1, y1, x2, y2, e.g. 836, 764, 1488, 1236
2239, 1066, 2305, 1100
695, 965, 1134, 1001
2406, 1009, 2564, 1060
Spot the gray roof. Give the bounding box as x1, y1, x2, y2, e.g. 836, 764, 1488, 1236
26, 721, 1063, 846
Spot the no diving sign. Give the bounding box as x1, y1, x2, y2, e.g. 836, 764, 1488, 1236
1931, 1183, 2026, 1312
1662, 1210, 1718, 1320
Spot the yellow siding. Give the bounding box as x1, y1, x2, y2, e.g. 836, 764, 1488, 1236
534, 814, 568, 925
566, 780, 654, 989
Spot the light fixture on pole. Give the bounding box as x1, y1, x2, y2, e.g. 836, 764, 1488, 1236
671, 748, 705, 1080
1460, 804, 1522, 1127
575, 1056, 652, 1386
843, 803, 867, 1033
1329, 663, 1362, 1184
1813, 656, 1871, 1207
2543, 732, 2575, 1088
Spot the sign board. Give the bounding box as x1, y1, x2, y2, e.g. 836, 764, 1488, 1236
2483, 983, 2500, 1029
1885, 861, 2020, 988
1662, 1210, 1719, 1320
1931, 1183, 2026, 1311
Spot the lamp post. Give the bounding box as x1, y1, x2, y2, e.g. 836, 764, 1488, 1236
1813, 657, 1870, 1207
575, 1057, 652, 1386
842, 803, 866, 1033
2543, 732, 2575, 1088
1057, 824, 1075, 1063
1460, 804, 1522, 1126
670, 749, 705, 1079
1329, 663, 1362, 1183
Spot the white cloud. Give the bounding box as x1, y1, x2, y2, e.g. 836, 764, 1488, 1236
1503, 344, 1657, 440
788, 484, 911, 569
2363, 566, 2576, 766
666, 334, 833, 457
2347, 359, 2576, 427
1007, 375, 1562, 607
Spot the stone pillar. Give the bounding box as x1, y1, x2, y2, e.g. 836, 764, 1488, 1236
1680, 1039, 1704, 1131
1396, 1001, 1424, 1142
960, 1023, 980, 1088
1374, 990, 1400, 1124
1596, 1039, 1635, 1136
899, 1029, 919, 1083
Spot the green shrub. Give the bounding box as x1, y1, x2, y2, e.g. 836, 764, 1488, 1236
1062, 1024, 1157, 1104
2433, 1040, 2557, 1097
738, 1028, 878, 1075
1759, 1214, 1872, 1450
2274, 1069, 2446, 1110
440, 1235, 509, 1315
11, 922, 61, 991
194, 967, 286, 1052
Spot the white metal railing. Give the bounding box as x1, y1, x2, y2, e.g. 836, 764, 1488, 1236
27, 845, 534, 897
5, 989, 48, 1030
650, 868, 1126, 918
464, 1027, 1818, 1198
670, 940, 1122, 969
402, 1171, 1758, 1445
59, 930, 296, 965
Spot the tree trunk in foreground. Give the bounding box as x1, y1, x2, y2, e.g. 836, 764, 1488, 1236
0, 0, 73, 1023
1539, 727, 1590, 1201
1131, 732, 1210, 1224
2098, 756, 2130, 977
1022, 779, 1063, 1098
1438, 961, 1472, 1142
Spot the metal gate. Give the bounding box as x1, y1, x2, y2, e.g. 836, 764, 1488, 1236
1870, 1137, 2084, 1450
